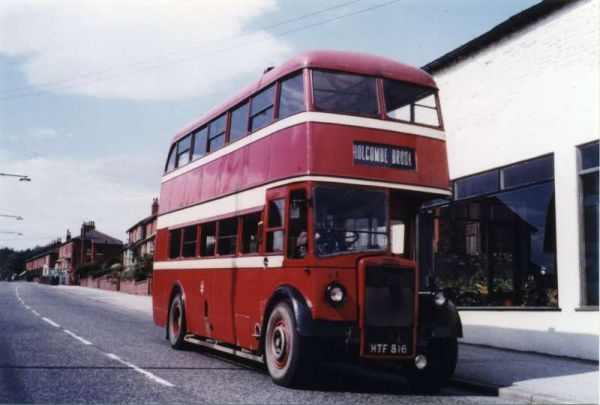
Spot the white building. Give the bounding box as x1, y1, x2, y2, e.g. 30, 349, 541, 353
422, 0, 599, 360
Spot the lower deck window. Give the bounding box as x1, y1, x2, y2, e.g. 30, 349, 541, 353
201, 222, 216, 256
169, 229, 181, 259
218, 218, 238, 256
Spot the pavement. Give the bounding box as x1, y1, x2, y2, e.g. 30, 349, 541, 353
60, 284, 599, 404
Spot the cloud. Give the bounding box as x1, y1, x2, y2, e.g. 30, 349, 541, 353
0, 0, 291, 101
29, 128, 74, 139
0, 147, 161, 250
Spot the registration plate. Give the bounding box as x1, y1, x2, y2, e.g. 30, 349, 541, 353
366, 342, 409, 355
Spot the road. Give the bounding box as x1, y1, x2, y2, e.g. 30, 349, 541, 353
0, 282, 516, 404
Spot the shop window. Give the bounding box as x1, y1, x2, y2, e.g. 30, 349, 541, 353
217, 218, 238, 256
241, 212, 261, 254
169, 229, 181, 259
250, 85, 275, 131
454, 170, 499, 200
430, 155, 557, 308
201, 222, 216, 257
266, 199, 284, 253
182, 226, 198, 258
579, 141, 599, 306
278, 73, 304, 119
229, 102, 249, 142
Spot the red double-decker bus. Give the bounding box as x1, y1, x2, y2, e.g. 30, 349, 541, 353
153, 50, 462, 391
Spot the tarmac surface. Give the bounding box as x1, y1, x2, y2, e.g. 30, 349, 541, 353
0, 281, 515, 404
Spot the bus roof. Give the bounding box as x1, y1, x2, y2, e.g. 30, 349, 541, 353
171, 50, 437, 143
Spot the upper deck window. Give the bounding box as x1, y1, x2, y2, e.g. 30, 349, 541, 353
229, 101, 249, 142
250, 85, 275, 131
165, 144, 176, 173
192, 127, 208, 160
208, 114, 227, 153
176, 134, 192, 167
383, 80, 440, 127
312, 70, 378, 117
278, 73, 304, 119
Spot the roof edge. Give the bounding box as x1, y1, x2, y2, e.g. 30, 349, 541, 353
422, 0, 579, 74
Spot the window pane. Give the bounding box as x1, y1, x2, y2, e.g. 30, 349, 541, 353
250, 107, 274, 131
580, 141, 599, 171
182, 226, 197, 258
268, 199, 284, 228
192, 127, 207, 160
201, 222, 216, 256
251, 85, 275, 115
229, 102, 249, 142
384, 79, 438, 126
267, 230, 283, 253
582, 171, 599, 305
288, 189, 308, 259
433, 182, 557, 308
176, 135, 191, 167
454, 170, 499, 200
217, 218, 238, 256
313, 70, 378, 117
279, 74, 304, 119
502, 156, 553, 189
165, 145, 176, 172
241, 212, 261, 254
169, 229, 181, 259
209, 114, 227, 137
208, 133, 225, 152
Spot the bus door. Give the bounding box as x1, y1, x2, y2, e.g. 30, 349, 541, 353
232, 210, 263, 351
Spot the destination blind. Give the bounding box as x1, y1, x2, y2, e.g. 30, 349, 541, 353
353, 141, 415, 170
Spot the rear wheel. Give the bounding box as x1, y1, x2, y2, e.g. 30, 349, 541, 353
168, 293, 187, 349
405, 338, 458, 393
264, 301, 312, 387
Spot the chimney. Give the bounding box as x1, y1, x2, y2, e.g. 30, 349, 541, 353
81, 221, 95, 235
151, 198, 159, 216
66, 230, 71, 242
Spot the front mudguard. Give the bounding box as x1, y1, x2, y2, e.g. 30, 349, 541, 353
417, 292, 463, 339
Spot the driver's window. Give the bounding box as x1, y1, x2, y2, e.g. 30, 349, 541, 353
287, 189, 308, 259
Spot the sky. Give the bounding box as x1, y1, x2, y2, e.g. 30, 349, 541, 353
0, 0, 540, 250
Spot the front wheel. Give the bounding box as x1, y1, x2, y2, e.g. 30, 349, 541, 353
264, 301, 312, 387
168, 293, 187, 349
405, 338, 458, 393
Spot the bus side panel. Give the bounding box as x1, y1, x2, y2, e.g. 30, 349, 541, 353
211, 268, 234, 343
217, 148, 245, 197
268, 124, 310, 179
233, 267, 262, 351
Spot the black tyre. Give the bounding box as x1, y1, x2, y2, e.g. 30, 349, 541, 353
168, 292, 187, 349
264, 301, 312, 387
405, 338, 458, 393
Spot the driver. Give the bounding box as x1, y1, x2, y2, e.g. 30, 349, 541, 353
315, 212, 344, 255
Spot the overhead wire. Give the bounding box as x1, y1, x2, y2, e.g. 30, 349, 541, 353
0, 0, 402, 100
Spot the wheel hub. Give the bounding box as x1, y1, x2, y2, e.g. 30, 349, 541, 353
272, 325, 286, 361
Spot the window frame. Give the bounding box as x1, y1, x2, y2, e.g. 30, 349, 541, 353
265, 197, 286, 254
277, 72, 306, 120
176, 134, 192, 168
577, 141, 599, 309
207, 114, 228, 153
381, 78, 442, 129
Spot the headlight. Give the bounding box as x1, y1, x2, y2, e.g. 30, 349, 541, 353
433, 291, 446, 306
326, 283, 347, 306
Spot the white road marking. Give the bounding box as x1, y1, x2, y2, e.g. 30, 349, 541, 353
41, 317, 60, 328
63, 329, 93, 345
31, 309, 40, 316
105, 353, 175, 387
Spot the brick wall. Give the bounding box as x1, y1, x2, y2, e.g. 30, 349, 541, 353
79, 274, 152, 296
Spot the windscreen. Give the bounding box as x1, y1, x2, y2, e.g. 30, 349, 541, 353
314, 187, 388, 257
